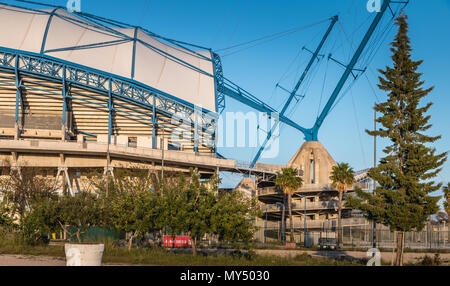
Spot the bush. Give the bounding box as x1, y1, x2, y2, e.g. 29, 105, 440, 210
21, 200, 57, 245
420, 254, 442, 266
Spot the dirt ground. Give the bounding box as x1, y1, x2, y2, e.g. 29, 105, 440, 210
0, 255, 66, 266
255, 249, 450, 265
0, 250, 448, 266
0, 255, 134, 266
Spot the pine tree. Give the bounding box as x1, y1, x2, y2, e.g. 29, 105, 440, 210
346, 12, 447, 266
443, 183, 450, 217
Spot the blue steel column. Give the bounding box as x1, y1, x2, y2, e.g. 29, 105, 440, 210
152, 94, 157, 149
194, 107, 199, 153
131, 27, 138, 80
14, 54, 21, 140
249, 16, 338, 167
108, 77, 113, 145
61, 66, 67, 141
309, 0, 392, 141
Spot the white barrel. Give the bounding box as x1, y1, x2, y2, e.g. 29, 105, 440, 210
65, 244, 105, 266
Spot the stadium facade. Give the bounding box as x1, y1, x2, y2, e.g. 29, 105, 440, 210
0, 3, 242, 193
0, 4, 369, 226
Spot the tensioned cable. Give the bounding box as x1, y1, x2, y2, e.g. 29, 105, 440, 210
317, 58, 330, 119
364, 72, 380, 103
138, 0, 151, 26
329, 12, 397, 113
276, 26, 325, 85
276, 48, 304, 87
215, 17, 331, 54
350, 89, 368, 168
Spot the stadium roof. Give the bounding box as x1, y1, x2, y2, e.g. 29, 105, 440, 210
0, 3, 217, 112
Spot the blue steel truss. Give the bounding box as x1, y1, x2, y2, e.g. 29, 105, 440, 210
4, 0, 409, 164
212, 52, 226, 114
0, 47, 217, 150
222, 0, 408, 165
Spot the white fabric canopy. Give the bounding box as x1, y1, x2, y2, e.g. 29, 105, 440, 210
0, 4, 217, 112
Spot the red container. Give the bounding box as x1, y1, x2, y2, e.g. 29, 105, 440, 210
163, 235, 192, 248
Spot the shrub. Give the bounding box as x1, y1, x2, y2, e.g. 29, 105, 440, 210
420, 254, 442, 266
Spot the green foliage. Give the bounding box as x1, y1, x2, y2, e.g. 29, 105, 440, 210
330, 163, 355, 193
443, 183, 449, 216
211, 190, 261, 246
0, 165, 265, 252
330, 162, 355, 247
21, 199, 60, 245
345, 13, 447, 266
157, 170, 260, 254
108, 189, 163, 250
275, 168, 303, 243
0, 167, 58, 223
275, 168, 303, 196
346, 13, 447, 234
0, 204, 16, 239
419, 254, 442, 266
56, 192, 103, 243
0, 204, 15, 229
160, 173, 187, 239
176, 171, 217, 254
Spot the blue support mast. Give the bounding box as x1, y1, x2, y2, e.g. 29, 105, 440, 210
220, 0, 405, 166
304, 0, 396, 141
249, 15, 338, 167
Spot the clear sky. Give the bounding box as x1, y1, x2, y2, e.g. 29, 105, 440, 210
3, 0, 450, 207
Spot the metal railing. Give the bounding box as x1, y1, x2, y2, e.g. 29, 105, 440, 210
264, 200, 345, 212
258, 182, 371, 197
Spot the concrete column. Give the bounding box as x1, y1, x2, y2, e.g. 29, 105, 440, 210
14, 123, 19, 140
313, 150, 320, 185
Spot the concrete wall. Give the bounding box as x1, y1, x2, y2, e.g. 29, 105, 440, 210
287, 141, 337, 185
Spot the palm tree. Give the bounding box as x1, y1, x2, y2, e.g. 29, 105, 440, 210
330, 162, 355, 248
444, 183, 450, 218
275, 168, 303, 244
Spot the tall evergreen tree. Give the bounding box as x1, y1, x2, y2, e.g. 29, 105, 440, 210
346, 12, 447, 266
443, 183, 450, 217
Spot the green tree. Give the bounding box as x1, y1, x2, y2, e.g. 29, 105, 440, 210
330, 162, 354, 248
56, 192, 103, 243
0, 203, 16, 238
444, 183, 450, 217
0, 167, 57, 225
275, 168, 303, 244
109, 190, 163, 250
177, 170, 217, 256
21, 199, 59, 245
94, 168, 164, 249
345, 13, 447, 266
211, 190, 261, 247
160, 174, 187, 247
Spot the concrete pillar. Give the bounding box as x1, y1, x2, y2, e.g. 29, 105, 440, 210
14, 122, 19, 140
61, 124, 66, 141
314, 154, 320, 184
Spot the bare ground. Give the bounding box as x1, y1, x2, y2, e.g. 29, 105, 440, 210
255, 249, 450, 265
1, 250, 449, 266
0, 254, 65, 266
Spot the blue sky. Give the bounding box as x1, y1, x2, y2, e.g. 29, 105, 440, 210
4, 0, 450, 207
